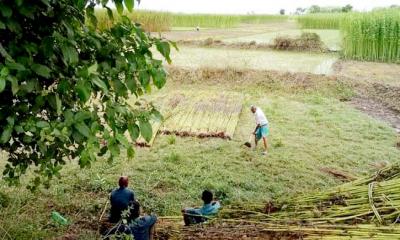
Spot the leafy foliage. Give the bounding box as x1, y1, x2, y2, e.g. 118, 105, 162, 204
0, 0, 175, 189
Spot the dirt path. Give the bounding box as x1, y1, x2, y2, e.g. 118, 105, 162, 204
350, 97, 400, 134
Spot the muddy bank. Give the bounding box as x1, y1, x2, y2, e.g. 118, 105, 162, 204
350, 97, 400, 133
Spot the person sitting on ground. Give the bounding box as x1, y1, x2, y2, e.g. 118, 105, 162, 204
128, 200, 157, 240
251, 105, 270, 155
109, 176, 135, 223
182, 190, 221, 225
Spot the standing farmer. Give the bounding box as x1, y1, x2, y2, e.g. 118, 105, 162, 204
251, 105, 269, 155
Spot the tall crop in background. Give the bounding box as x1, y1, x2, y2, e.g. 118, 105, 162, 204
341, 9, 400, 63
96, 10, 173, 32
297, 13, 345, 29
0, 0, 174, 189
96, 11, 288, 31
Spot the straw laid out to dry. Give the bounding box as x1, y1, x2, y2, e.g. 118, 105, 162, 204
134, 90, 244, 147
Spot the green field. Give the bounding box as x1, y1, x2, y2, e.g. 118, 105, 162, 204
1, 67, 399, 238
1, 5, 400, 240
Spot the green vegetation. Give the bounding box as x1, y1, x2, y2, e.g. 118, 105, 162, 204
297, 13, 345, 29
297, 9, 400, 63
96, 10, 288, 31
1, 68, 399, 238
210, 165, 400, 239
0, 1, 172, 188
96, 9, 172, 32
341, 9, 400, 63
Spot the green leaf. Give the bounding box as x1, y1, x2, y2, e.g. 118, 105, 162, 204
116, 133, 130, 147
0, 77, 5, 92
125, 0, 134, 12
128, 123, 140, 141
31, 64, 51, 78
74, 111, 92, 122
115, 0, 124, 14
56, 94, 62, 115
0, 5, 12, 18
74, 122, 91, 138
126, 73, 137, 93
151, 69, 167, 89
76, 81, 91, 102
127, 146, 135, 158
139, 120, 152, 142
1, 67, 9, 77
0, 21, 5, 29
36, 121, 50, 128
88, 63, 98, 75
91, 76, 108, 94
61, 45, 78, 64
156, 40, 172, 64
0, 127, 12, 144
139, 71, 150, 87
0, 43, 12, 61
8, 76, 18, 95
6, 61, 25, 71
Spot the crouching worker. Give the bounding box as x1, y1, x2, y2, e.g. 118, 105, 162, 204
103, 201, 157, 240
182, 190, 221, 226
128, 201, 157, 240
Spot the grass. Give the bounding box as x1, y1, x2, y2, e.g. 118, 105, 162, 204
0, 68, 399, 238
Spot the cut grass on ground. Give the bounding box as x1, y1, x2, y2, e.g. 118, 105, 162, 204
0, 70, 399, 239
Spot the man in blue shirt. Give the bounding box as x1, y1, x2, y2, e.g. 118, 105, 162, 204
128, 200, 157, 240
182, 190, 221, 225
109, 176, 135, 223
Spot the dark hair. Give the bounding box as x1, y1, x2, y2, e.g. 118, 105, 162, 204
119, 176, 129, 188
128, 200, 140, 222
201, 190, 213, 204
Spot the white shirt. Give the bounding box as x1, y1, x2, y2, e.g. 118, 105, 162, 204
254, 108, 268, 126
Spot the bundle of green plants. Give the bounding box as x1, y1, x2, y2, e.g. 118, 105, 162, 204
222, 164, 400, 224
211, 164, 400, 239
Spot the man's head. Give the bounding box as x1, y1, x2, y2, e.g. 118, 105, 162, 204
250, 105, 256, 113
129, 200, 141, 220
201, 190, 213, 204
118, 176, 129, 188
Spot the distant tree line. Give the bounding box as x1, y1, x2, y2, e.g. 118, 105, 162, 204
295, 4, 353, 15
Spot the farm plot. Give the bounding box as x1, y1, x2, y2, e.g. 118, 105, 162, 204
135, 90, 244, 146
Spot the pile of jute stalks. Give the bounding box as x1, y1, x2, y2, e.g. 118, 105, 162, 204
157, 164, 400, 239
